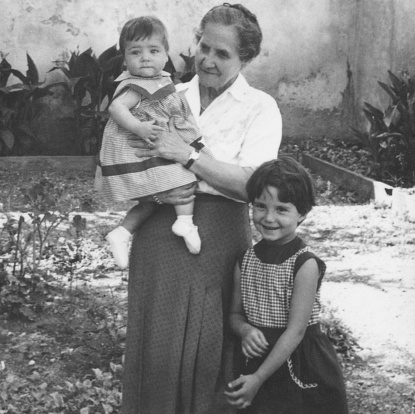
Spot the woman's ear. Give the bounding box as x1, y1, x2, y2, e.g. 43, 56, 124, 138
241, 59, 252, 70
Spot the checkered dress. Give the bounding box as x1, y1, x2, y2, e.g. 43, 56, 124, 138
95, 71, 212, 201
235, 238, 349, 413
240, 238, 324, 328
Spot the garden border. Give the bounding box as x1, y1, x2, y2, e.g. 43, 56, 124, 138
0, 153, 404, 210
0, 154, 393, 202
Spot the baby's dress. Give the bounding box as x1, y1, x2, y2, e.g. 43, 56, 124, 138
96, 71, 210, 202
235, 236, 349, 414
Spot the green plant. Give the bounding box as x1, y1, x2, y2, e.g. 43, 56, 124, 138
49, 48, 122, 155
0, 178, 85, 320
352, 70, 415, 187
0, 52, 62, 155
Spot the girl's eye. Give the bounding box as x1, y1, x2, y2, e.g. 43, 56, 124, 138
151, 49, 159, 54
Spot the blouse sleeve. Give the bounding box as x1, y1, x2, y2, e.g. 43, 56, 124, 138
237, 93, 282, 168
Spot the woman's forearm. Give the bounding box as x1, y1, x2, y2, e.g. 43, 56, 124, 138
187, 153, 253, 201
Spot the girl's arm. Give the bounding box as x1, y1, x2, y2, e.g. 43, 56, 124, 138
109, 89, 163, 144
229, 262, 269, 358
225, 258, 320, 410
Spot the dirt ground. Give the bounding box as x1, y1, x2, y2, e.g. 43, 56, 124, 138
1, 170, 415, 413
298, 202, 415, 412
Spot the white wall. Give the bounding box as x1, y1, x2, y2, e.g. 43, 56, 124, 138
2, 0, 415, 142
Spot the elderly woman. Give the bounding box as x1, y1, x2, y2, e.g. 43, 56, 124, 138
122, 4, 282, 414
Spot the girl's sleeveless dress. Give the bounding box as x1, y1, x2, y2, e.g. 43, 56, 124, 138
96, 71, 211, 201
235, 236, 349, 414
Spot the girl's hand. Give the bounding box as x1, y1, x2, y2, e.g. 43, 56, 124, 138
154, 183, 197, 205
135, 121, 164, 145
241, 325, 269, 358
224, 374, 262, 409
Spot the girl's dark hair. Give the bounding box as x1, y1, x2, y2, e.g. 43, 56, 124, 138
195, 3, 262, 62
119, 16, 169, 56
246, 156, 316, 215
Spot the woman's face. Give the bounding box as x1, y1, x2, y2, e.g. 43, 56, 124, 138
195, 22, 245, 91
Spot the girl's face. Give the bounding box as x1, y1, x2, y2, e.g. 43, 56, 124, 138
252, 186, 306, 244
195, 22, 245, 91
124, 34, 168, 78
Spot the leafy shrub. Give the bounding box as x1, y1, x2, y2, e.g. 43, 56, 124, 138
0, 178, 86, 320
0, 52, 64, 156
352, 70, 415, 187
0, 364, 122, 413
49, 48, 119, 155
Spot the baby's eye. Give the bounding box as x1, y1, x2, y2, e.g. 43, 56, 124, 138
151, 49, 159, 54
253, 202, 265, 209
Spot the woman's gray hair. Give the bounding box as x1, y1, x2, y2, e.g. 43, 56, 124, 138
195, 3, 262, 63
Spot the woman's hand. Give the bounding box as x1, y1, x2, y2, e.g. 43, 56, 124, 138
224, 374, 262, 409
154, 183, 197, 205
241, 325, 269, 359
129, 117, 191, 165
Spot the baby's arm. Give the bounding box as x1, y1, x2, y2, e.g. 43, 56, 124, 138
226, 258, 320, 410
109, 89, 164, 144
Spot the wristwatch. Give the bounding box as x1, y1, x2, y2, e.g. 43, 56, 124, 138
184, 148, 200, 169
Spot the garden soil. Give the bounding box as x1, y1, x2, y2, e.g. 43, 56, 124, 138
1, 170, 415, 413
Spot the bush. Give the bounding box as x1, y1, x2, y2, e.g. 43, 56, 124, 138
352, 70, 415, 187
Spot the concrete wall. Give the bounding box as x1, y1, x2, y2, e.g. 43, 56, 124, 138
1, 0, 415, 151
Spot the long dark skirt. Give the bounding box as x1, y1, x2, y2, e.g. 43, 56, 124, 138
234, 324, 349, 414
122, 194, 252, 414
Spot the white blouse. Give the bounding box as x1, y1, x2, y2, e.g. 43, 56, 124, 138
176, 74, 282, 197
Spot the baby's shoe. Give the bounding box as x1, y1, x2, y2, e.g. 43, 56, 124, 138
172, 220, 201, 254
106, 226, 131, 269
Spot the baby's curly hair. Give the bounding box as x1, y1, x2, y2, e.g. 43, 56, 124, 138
246, 156, 316, 215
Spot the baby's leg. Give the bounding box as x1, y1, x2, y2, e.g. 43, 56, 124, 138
106, 202, 155, 269
172, 200, 201, 254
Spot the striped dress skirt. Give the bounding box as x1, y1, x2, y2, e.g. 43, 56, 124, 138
121, 194, 252, 414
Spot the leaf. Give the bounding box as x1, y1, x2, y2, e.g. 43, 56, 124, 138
383, 105, 400, 128
26, 53, 39, 85
50, 391, 65, 408
0, 129, 14, 149
378, 81, 398, 102
9, 68, 27, 84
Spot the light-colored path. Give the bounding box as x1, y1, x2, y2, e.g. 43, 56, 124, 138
299, 204, 415, 362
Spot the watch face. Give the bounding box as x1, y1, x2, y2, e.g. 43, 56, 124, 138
191, 150, 200, 160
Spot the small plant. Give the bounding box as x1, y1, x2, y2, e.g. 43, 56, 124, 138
352, 70, 415, 187
49, 48, 123, 155
0, 178, 85, 320
0, 52, 63, 155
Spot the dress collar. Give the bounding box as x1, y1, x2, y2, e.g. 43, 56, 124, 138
180, 73, 249, 120
115, 70, 171, 82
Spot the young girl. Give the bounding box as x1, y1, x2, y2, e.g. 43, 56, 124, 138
225, 156, 348, 413
96, 16, 211, 268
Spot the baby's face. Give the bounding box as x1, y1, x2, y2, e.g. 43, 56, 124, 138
124, 34, 168, 78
